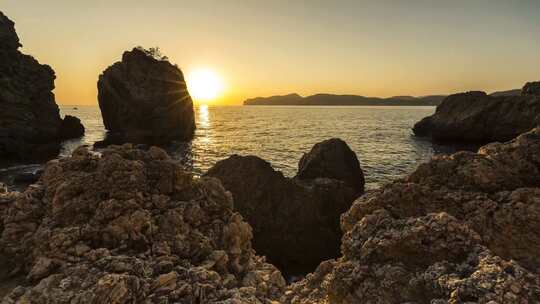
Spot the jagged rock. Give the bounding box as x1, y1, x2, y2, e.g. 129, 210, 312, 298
413, 82, 540, 144
59, 115, 85, 140
282, 128, 540, 303
297, 138, 365, 193
206, 139, 364, 276
0, 145, 285, 302
97, 47, 195, 146
0, 11, 85, 162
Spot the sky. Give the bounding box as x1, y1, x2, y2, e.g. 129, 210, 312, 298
3, 0, 540, 105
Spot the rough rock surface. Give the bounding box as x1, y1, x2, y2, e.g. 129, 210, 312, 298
413, 81, 540, 144
0, 145, 285, 302
206, 139, 364, 276
297, 138, 365, 193
97, 47, 195, 146
283, 128, 540, 303
0, 12, 85, 162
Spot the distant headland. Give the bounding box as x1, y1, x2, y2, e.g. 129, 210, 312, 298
243, 89, 522, 106
244, 93, 447, 106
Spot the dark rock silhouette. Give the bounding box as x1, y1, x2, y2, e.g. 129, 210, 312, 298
59, 115, 85, 140
205, 139, 364, 275
0, 12, 85, 162
244, 93, 446, 106
297, 138, 365, 193
523, 81, 540, 96
283, 128, 540, 303
97, 47, 195, 146
413, 82, 540, 144
0, 145, 285, 302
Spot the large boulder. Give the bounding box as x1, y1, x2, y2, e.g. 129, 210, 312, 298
283, 128, 540, 303
0, 11, 84, 162
206, 139, 364, 276
0, 145, 285, 302
59, 115, 85, 140
97, 47, 195, 146
297, 138, 365, 193
413, 82, 540, 144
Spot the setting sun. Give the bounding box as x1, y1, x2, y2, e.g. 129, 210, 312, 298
186, 69, 224, 102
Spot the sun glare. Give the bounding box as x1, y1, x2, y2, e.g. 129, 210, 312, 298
187, 69, 224, 103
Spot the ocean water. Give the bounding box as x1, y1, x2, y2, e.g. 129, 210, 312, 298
2, 105, 458, 190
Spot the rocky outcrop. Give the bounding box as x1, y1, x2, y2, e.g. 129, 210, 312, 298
97, 47, 195, 146
297, 138, 365, 193
413, 81, 540, 144
0, 145, 285, 302
59, 115, 85, 140
283, 128, 540, 303
0, 12, 85, 162
523, 81, 540, 96
206, 139, 364, 276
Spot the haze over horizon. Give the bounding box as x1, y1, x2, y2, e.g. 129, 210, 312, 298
3, 0, 540, 105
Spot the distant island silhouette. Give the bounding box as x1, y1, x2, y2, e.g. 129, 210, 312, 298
244, 89, 522, 106
244, 93, 447, 106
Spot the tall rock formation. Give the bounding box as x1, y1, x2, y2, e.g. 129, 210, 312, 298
0, 11, 84, 162
97, 47, 195, 146
413, 81, 540, 144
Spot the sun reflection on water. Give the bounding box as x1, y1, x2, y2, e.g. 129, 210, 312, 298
197, 105, 212, 145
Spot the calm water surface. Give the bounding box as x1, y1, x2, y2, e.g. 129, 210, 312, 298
2, 105, 452, 190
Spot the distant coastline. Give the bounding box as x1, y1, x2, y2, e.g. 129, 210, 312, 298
244, 93, 447, 106
243, 89, 522, 106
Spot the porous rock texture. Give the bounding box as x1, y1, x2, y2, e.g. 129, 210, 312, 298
0, 145, 285, 303
0, 11, 84, 162
283, 128, 540, 303
413, 81, 540, 144
97, 47, 196, 146
206, 139, 364, 276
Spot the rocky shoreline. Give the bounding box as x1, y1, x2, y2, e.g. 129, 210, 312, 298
1, 128, 540, 302
413, 81, 540, 144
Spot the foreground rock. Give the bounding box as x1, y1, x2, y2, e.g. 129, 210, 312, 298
97, 47, 195, 146
283, 128, 540, 303
206, 139, 364, 275
413, 81, 540, 144
0, 12, 84, 162
0, 145, 285, 302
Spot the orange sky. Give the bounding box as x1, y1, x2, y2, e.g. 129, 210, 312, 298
3, 0, 540, 105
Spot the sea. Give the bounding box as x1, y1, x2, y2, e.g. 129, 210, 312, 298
0, 105, 464, 190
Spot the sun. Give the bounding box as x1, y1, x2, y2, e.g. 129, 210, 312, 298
186, 69, 224, 103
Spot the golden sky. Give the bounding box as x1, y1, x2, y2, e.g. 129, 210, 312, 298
3, 0, 540, 105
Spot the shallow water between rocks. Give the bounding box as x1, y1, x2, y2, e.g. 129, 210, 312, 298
1, 105, 471, 190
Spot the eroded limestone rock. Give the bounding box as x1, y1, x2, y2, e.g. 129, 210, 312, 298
0, 145, 285, 302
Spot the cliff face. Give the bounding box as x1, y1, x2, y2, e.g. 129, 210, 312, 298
0, 12, 62, 161
0, 145, 285, 302
97, 47, 195, 145
283, 127, 540, 303
413, 82, 540, 144
0, 11, 84, 162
